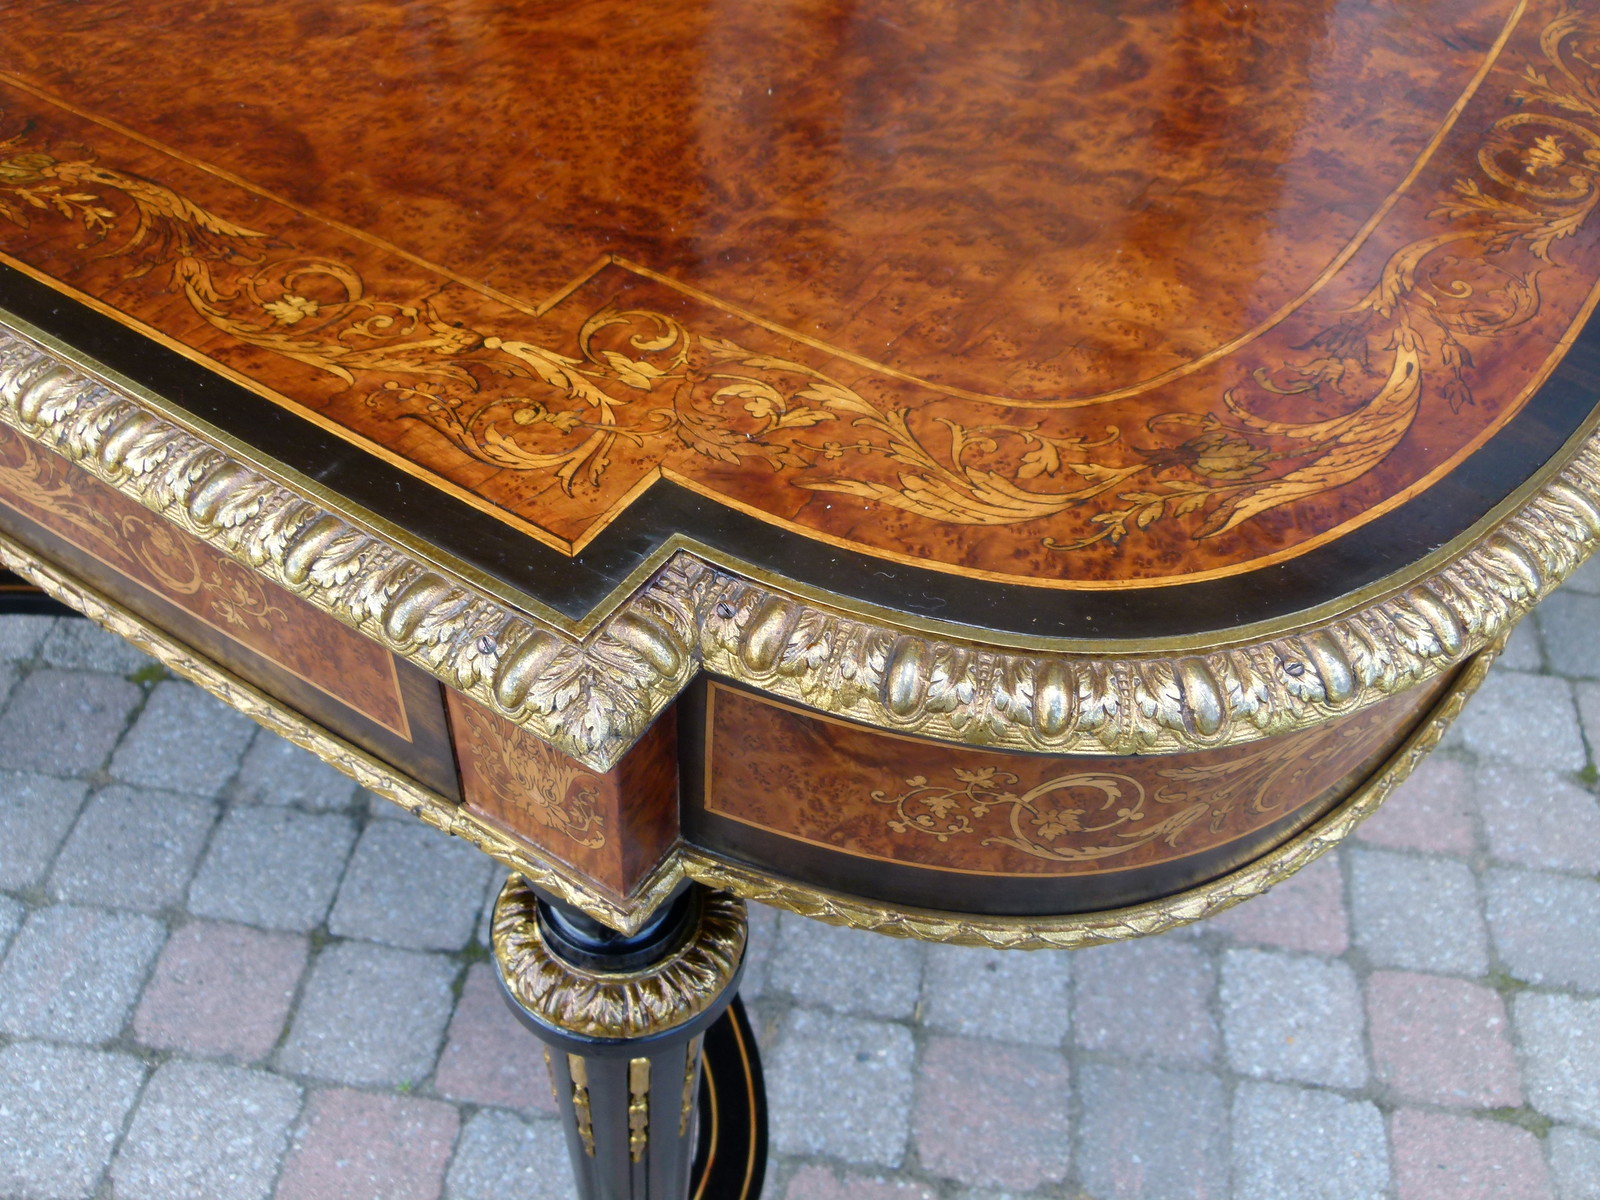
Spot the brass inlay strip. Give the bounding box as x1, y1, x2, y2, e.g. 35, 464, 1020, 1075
628, 1058, 651, 1163
542, 1047, 560, 1110
568, 1055, 596, 1157
680, 1035, 703, 1138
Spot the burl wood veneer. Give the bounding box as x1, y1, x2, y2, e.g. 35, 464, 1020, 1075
0, 423, 457, 795
684, 676, 1450, 915
0, 0, 1593, 613
1, 1, 1597, 935
449, 692, 678, 900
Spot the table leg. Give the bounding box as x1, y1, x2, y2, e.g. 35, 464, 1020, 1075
490, 875, 749, 1200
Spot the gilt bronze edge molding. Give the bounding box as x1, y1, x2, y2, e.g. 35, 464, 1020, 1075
0, 518, 1502, 945
680, 639, 1499, 949
491, 875, 746, 1041
0, 527, 688, 933
0, 321, 1587, 768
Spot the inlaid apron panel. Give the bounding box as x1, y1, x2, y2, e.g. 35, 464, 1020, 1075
0, 424, 457, 797
685, 676, 1452, 915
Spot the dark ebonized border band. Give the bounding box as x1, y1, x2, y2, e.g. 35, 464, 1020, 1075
6, 259, 1596, 642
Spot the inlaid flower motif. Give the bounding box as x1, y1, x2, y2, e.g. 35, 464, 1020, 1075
263, 294, 320, 325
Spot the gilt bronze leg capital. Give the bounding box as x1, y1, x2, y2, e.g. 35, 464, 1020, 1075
491, 875, 749, 1200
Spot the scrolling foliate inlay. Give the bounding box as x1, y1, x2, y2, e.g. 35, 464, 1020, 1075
1, 323, 1599, 766
0, 331, 698, 771
453, 701, 609, 850
871, 705, 1401, 865
3, 0, 1600, 575
1, 504, 1502, 946
684, 641, 1502, 949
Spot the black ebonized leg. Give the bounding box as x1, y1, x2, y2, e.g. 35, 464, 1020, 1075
490, 877, 752, 1200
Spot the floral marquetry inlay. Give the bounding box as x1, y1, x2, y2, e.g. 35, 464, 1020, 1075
871, 705, 1408, 867
2, 0, 1600, 585
448, 690, 678, 898
453, 699, 608, 850
703, 679, 1449, 879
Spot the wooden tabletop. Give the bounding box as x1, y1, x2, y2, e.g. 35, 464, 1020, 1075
4, 0, 1598, 646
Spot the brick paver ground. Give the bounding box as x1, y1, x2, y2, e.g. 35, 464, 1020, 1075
1, 597, 1598, 1198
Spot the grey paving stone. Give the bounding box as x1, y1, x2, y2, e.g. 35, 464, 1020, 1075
1232, 1082, 1389, 1200
48, 784, 216, 911
1549, 1126, 1600, 1200
767, 910, 924, 1019
112, 1059, 302, 1200
1485, 868, 1600, 991
364, 787, 412, 821
1348, 848, 1489, 975
1577, 678, 1600, 753
111, 679, 257, 794
0, 768, 89, 889
0, 1041, 147, 1200
1453, 670, 1586, 770
1076, 1063, 1228, 1200
230, 729, 360, 810
1221, 949, 1367, 1088
921, 942, 1071, 1047
1516, 992, 1600, 1129
474, 871, 503, 951
1474, 763, 1600, 873
0, 661, 22, 711
0, 668, 141, 774
277, 940, 457, 1087
0, 613, 57, 661
1562, 556, 1600, 595
1537, 591, 1600, 679
0, 904, 166, 1042
444, 1111, 574, 1200
1499, 616, 1544, 671
768, 1008, 915, 1167
1075, 939, 1219, 1066
40, 616, 158, 675
187, 807, 357, 932
782, 1165, 939, 1197
741, 898, 779, 1000
329, 820, 496, 952
913, 1036, 1070, 1190
0, 892, 21, 953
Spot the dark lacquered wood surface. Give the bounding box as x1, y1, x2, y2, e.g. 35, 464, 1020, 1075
3, 0, 1599, 623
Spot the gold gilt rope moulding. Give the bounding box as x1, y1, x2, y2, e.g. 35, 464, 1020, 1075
0, 321, 1597, 768
3, 2, 1600, 586
0, 527, 686, 934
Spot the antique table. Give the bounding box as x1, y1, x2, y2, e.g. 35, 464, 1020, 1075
4, 3, 1600, 1196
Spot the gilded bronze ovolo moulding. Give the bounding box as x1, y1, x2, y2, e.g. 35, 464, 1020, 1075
0, 320, 1591, 771
0, 517, 1499, 944
0, 528, 686, 932
683, 638, 1501, 948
